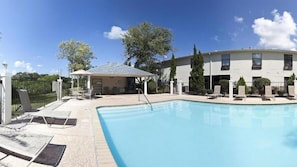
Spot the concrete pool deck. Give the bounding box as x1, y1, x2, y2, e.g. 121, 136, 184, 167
2, 94, 297, 166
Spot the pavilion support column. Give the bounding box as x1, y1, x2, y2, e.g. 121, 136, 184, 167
229, 80, 233, 100
178, 80, 182, 95
144, 79, 148, 95
87, 75, 91, 89
170, 80, 174, 95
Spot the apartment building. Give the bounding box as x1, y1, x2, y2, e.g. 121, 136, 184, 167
162, 49, 297, 90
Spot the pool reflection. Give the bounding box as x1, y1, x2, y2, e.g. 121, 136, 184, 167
171, 103, 297, 128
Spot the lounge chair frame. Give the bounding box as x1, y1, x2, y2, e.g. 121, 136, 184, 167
29, 110, 72, 128
262, 85, 275, 101
0, 127, 53, 167
208, 85, 223, 99
17, 89, 71, 128
287, 85, 296, 100
235, 85, 247, 100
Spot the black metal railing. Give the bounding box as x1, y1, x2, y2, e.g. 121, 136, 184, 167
11, 79, 70, 117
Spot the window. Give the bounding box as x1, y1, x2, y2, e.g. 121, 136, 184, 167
284, 54, 292, 70
252, 53, 262, 70
221, 54, 230, 70
190, 58, 193, 68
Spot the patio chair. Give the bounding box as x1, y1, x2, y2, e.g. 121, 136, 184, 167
287, 85, 296, 100
17, 89, 72, 128
235, 85, 247, 100
262, 85, 275, 101
83, 88, 93, 99
208, 85, 222, 99
0, 127, 53, 167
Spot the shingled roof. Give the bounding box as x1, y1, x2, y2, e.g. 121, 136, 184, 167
87, 62, 155, 77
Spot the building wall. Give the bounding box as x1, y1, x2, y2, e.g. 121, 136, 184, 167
162, 49, 297, 89
91, 76, 127, 94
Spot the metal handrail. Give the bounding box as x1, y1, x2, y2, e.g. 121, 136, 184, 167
137, 88, 153, 110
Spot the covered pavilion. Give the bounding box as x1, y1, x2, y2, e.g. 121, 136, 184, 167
83, 62, 155, 95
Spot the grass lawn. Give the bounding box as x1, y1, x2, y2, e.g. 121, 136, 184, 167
12, 92, 57, 118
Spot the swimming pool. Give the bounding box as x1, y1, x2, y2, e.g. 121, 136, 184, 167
97, 100, 297, 167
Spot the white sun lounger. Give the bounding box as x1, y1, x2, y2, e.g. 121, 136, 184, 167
208, 85, 223, 99
17, 89, 72, 128
0, 127, 53, 167
262, 85, 275, 101
28, 110, 72, 128
287, 85, 296, 100
235, 85, 247, 100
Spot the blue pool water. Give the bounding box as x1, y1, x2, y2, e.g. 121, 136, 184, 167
97, 100, 297, 167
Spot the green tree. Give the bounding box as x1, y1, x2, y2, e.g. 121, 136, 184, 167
122, 22, 173, 73
190, 44, 205, 95
12, 72, 40, 81
253, 78, 271, 95
38, 74, 59, 81
147, 79, 157, 93
219, 79, 229, 95
287, 73, 296, 85
169, 53, 176, 81
236, 76, 248, 94
57, 39, 95, 72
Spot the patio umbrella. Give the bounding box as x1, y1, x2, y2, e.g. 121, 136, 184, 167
70, 70, 92, 88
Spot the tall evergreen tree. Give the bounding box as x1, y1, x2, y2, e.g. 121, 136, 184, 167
190, 44, 205, 94
236, 76, 248, 93
169, 53, 176, 81
197, 48, 205, 94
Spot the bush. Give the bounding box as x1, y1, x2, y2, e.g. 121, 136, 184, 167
219, 79, 229, 95
236, 77, 248, 94
253, 78, 271, 95
287, 73, 296, 85
148, 79, 157, 93
200, 89, 207, 95
207, 89, 213, 94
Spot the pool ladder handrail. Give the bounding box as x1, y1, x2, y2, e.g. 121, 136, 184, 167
137, 88, 153, 110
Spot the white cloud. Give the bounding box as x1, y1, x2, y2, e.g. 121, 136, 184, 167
14, 60, 34, 73
230, 32, 238, 41
14, 61, 26, 68
104, 26, 127, 40
234, 16, 244, 23
212, 35, 220, 42
252, 9, 297, 50
37, 64, 43, 68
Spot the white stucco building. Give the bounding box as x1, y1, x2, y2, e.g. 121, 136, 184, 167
161, 49, 297, 91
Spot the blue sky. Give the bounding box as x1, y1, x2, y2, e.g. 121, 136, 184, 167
0, 0, 296, 76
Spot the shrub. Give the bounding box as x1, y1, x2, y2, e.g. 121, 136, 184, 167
253, 78, 271, 95
287, 73, 296, 85
148, 79, 157, 93
219, 79, 229, 95
236, 77, 248, 94
207, 89, 213, 94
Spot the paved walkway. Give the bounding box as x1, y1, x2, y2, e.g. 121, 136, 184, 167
1, 94, 297, 167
